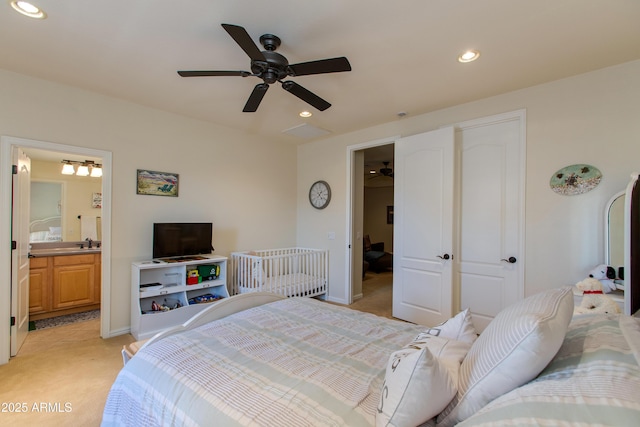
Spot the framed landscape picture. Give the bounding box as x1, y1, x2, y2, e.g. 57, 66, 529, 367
136, 169, 179, 197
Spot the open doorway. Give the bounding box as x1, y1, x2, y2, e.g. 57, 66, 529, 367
352, 143, 394, 316
0, 136, 112, 363
25, 149, 103, 334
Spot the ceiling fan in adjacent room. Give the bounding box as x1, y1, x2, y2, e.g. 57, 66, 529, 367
177, 23, 352, 112
379, 161, 393, 178
366, 161, 394, 187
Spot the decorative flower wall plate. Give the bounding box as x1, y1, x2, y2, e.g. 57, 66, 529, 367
550, 164, 602, 196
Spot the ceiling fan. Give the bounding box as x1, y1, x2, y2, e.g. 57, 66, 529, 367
379, 161, 393, 178
177, 23, 352, 112
366, 161, 394, 187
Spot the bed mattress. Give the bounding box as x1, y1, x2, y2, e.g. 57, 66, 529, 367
239, 273, 325, 296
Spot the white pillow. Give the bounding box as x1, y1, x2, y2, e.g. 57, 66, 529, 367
436, 287, 574, 427
376, 335, 471, 427
423, 308, 477, 344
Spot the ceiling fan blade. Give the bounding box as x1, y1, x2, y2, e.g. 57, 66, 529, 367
243, 83, 269, 112
178, 70, 251, 77
288, 57, 351, 76
221, 24, 266, 62
281, 81, 331, 111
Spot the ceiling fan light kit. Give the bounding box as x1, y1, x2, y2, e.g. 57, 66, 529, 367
177, 23, 351, 112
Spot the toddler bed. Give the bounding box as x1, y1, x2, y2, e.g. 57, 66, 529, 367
103, 288, 640, 426
230, 247, 328, 297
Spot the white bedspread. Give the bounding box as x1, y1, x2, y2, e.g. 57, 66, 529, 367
102, 298, 424, 426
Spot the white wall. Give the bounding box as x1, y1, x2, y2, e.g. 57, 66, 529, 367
0, 69, 297, 336
297, 60, 640, 303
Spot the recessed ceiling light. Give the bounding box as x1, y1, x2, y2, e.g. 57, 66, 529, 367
299, 111, 312, 118
458, 50, 480, 63
10, 1, 47, 19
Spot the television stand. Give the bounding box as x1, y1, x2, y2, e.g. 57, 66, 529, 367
131, 255, 228, 340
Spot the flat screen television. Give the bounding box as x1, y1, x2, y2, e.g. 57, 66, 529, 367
152, 222, 213, 259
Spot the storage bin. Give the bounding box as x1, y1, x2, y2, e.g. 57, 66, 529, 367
198, 264, 219, 281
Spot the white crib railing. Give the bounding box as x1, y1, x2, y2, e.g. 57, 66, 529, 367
230, 248, 328, 297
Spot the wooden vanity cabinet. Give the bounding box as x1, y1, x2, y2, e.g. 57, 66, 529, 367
29, 253, 101, 320
52, 254, 99, 309
29, 256, 50, 314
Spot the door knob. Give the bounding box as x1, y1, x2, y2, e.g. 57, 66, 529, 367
501, 256, 517, 264
437, 254, 451, 260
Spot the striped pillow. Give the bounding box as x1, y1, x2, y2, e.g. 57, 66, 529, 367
436, 287, 574, 426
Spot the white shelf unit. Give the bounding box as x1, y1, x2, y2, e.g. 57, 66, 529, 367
131, 255, 228, 340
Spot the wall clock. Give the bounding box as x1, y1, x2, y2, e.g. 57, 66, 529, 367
309, 180, 331, 209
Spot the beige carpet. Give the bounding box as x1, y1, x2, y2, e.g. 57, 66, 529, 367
348, 271, 393, 318
0, 276, 391, 426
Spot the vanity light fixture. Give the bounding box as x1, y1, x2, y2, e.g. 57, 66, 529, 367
61, 161, 75, 175
90, 166, 103, 177
458, 49, 480, 63
76, 164, 90, 176
10, 1, 47, 19
299, 110, 312, 118
61, 160, 102, 177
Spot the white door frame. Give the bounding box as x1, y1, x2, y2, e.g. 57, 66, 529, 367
0, 136, 112, 365
345, 136, 399, 305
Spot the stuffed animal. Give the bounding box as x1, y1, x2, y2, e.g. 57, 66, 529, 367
574, 277, 621, 315
588, 264, 617, 293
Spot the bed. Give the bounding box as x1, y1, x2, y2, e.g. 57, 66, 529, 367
103, 287, 640, 427
230, 248, 328, 297
29, 216, 62, 242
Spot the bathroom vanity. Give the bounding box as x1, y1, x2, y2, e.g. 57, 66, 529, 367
29, 243, 101, 320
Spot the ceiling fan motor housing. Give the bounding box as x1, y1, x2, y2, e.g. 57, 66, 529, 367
252, 51, 290, 84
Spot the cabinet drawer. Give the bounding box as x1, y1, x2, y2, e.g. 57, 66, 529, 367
30, 257, 49, 268
54, 254, 96, 266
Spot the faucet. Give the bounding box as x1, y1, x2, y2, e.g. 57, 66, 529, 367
85, 238, 93, 249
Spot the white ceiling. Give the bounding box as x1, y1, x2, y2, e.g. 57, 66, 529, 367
2, 1, 640, 147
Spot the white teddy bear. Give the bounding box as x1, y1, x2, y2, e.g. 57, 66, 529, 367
574, 277, 621, 315
588, 264, 617, 293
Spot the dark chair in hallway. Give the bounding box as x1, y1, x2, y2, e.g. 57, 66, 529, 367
363, 235, 393, 273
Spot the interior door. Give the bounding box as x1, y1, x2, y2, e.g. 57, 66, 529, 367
10, 148, 31, 356
393, 126, 455, 326
457, 115, 524, 332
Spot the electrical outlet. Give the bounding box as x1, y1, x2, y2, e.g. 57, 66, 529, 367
327, 232, 336, 240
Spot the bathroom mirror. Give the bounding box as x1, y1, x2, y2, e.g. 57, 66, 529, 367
605, 190, 625, 269
29, 181, 64, 242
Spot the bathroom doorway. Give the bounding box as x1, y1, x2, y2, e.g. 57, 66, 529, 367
0, 135, 112, 362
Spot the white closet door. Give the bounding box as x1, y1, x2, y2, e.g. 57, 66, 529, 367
393, 126, 455, 326
457, 115, 524, 332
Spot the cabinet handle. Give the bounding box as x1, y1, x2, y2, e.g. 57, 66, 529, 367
501, 256, 517, 264
437, 254, 451, 260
